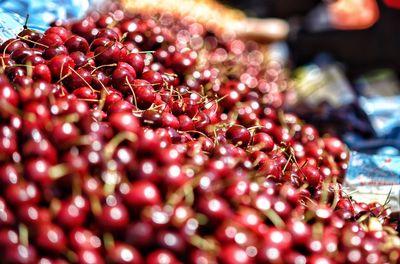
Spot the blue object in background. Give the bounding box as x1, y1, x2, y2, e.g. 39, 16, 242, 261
0, 0, 92, 40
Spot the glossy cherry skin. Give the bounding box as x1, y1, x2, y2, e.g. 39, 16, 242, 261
226, 126, 251, 148
17, 204, 51, 226
77, 249, 105, 264
218, 244, 253, 264
120, 180, 161, 208
107, 243, 144, 264
69, 227, 102, 251
109, 112, 140, 134
5, 244, 38, 264
55, 199, 87, 228
252, 132, 274, 152
65, 35, 89, 53
145, 249, 180, 264
97, 199, 130, 231
35, 224, 67, 253
48, 54, 75, 80
25, 158, 52, 186
5, 182, 41, 206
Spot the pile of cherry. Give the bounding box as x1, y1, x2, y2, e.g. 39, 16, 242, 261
0, 9, 399, 264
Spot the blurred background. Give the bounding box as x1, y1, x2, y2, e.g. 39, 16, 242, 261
221, 0, 400, 155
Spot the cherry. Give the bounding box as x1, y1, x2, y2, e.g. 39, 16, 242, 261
66, 68, 92, 90
142, 70, 163, 87
323, 137, 346, 157
107, 100, 135, 114
0, 200, 15, 225
146, 249, 180, 264
287, 219, 312, 246
17, 204, 51, 226
112, 66, 136, 93
0, 163, 20, 185
124, 53, 145, 75
135, 84, 156, 109
120, 180, 161, 208
97, 197, 129, 231
71, 17, 96, 40
32, 64, 52, 82
5, 244, 38, 264
252, 132, 274, 152
77, 249, 105, 264
0, 39, 29, 54
94, 42, 127, 65
36, 223, 67, 253
302, 166, 322, 187
69, 227, 102, 251
226, 126, 251, 148
156, 229, 186, 253
109, 112, 140, 134
45, 26, 70, 41
55, 199, 87, 228
0, 125, 17, 156
48, 54, 75, 80
107, 243, 143, 264
43, 45, 69, 60
125, 221, 154, 248
218, 244, 252, 264
51, 122, 79, 147
197, 195, 232, 221
5, 182, 41, 206
25, 158, 52, 186
0, 228, 19, 248
22, 54, 45, 66
65, 35, 89, 53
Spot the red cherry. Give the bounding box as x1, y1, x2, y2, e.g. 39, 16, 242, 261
77, 249, 105, 264
17, 204, 51, 226
146, 249, 180, 264
5, 244, 38, 264
25, 158, 52, 186
302, 166, 322, 187
69, 227, 102, 251
65, 35, 89, 53
109, 112, 140, 134
226, 126, 251, 148
218, 244, 252, 264
36, 223, 67, 253
48, 54, 75, 79
45, 26, 70, 41
252, 132, 274, 152
125, 221, 154, 248
120, 180, 161, 208
5, 182, 41, 206
107, 243, 143, 264
97, 198, 129, 231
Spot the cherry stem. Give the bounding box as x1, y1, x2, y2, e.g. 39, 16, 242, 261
49, 163, 71, 180
23, 14, 30, 29
312, 222, 324, 239
16, 35, 48, 48
68, 66, 97, 92
64, 250, 78, 263
0, 98, 22, 116
103, 232, 115, 251
126, 77, 138, 108
90, 63, 117, 74
90, 195, 102, 216
189, 234, 219, 253
18, 224, 29, 247
49, 198, 61, 215
103, 131, 138, 160
263, 208, 285, 229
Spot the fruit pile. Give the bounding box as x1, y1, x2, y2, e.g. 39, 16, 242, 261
0, 7, 399, 264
